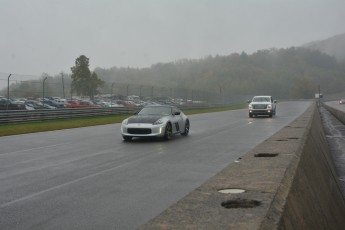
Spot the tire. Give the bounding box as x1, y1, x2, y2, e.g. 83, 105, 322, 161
268, 113, 273, 118
249, 113, 253, 118
163, 123, 172, 140
123, 136, 132, 141
181, 120, 190, 136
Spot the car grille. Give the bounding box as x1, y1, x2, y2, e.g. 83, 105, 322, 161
127, 128, 152, 134
252, 104, 267, 109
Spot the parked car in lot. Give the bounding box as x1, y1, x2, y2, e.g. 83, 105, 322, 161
43, 99, 65, 108
97, 101, 124, 107
117, 100, 138, 107
248, 95, 277, 118
0, 98, 26, 110
65, 100, 100, 108
25, 100, 47, 110
121, 105, 190, 141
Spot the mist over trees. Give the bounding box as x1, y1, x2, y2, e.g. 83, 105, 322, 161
2, 47, 345, 100
95, 47, 345, 99
303, 33, 345, 63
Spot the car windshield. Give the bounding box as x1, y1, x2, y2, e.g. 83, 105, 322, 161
252, 97, 270, 102
138, 107, 172, 116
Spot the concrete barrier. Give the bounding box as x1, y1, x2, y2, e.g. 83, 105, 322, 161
140, 102, 345, 230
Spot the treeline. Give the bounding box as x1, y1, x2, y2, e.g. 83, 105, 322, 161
95, 47, 345, 99
3, 47, 345, 99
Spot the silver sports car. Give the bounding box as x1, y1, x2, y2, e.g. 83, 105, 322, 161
121, 105, 190, 141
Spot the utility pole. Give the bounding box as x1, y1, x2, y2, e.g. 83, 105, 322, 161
126, 84, 130, 98
139, 85, 143, 100
61, 73, 65, 98
43, 77, 48, 104
219, 85, 222, 106
111, 82, 115, 107
6, 74, 12, 111
7, 74, 12, 100
318, 85, 321, 107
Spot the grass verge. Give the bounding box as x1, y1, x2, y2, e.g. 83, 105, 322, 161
0, 104, 246, 137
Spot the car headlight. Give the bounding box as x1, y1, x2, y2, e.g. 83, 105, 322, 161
153, 119, 163, 125
267, 104, 272, 109
122, 119, 128, 125
249, 104, 253, 109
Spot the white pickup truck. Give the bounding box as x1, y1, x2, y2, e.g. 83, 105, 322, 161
248, 95, 277, 118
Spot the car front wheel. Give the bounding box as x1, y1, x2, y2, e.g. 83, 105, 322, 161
163, 123, 172, 140
181, 120, 190, 136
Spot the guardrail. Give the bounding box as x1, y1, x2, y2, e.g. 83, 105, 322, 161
0, 107, 136, 124
0, 104, 216, 124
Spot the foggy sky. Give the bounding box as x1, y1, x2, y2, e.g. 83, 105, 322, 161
1, 0, 345, 85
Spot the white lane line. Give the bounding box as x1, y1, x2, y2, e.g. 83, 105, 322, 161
0, 152, 151, 208
0, 142, 72, 155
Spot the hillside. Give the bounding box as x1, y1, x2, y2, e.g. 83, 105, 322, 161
303, 33, 345, 62
93, 47, 345, 99
3, 46, 345, 101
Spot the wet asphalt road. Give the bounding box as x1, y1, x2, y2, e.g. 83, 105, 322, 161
0, 101, 311, 230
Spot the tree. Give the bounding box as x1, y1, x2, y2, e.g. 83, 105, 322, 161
70, 55, 104, 100
89, 71, 104, 100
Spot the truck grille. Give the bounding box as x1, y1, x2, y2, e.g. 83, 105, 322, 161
253, 104, 267, 109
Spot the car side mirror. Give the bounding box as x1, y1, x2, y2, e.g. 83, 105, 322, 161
247, 100, 251, 103
174, 111, 181, 115
133, 111, 139, 115
274, 100, 278, 103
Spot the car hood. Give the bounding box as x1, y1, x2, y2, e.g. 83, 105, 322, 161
127, 115, 163, 124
